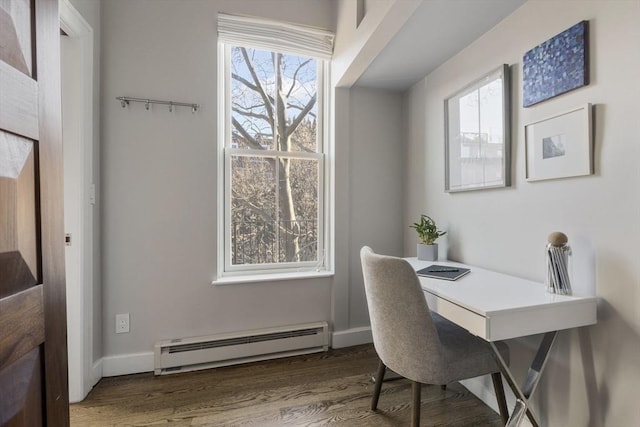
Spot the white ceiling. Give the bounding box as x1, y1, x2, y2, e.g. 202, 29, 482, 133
355, 0, 527, 91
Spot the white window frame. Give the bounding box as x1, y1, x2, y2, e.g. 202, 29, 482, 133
224, 147, 325, 275
216, 41, 332, 282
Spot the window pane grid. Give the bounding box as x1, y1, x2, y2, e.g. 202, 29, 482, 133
221, 39, 326, 276
229, 153, 321, 266
227, 148, 322, 160
231, 218, 318, 265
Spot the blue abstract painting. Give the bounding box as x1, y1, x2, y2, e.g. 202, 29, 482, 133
523, 21, 589, 107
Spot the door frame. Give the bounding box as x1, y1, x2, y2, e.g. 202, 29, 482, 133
60, 0, 96, 402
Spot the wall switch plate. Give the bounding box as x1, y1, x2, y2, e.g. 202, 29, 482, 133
116, 313, 130, 334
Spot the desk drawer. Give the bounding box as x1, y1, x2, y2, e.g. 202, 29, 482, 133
424, 291, 488, 340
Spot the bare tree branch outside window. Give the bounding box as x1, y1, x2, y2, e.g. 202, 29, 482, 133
229, 47, 319, 265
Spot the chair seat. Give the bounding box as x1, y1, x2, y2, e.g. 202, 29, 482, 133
360, 247, 511, 426
428, 312, 509, 385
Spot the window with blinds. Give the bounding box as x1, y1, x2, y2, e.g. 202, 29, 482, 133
216, 14, 334, 279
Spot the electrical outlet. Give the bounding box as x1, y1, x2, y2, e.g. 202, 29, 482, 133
116, 313, 130, 334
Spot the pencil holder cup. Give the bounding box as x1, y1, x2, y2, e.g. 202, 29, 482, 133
545, 232, 572, 295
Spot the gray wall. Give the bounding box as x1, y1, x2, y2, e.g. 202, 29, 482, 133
100, 0, 333, 359
332, 86, 405, 336
99, 0, 403, 366
348, 87, 404, 327
404, 0, 640, 425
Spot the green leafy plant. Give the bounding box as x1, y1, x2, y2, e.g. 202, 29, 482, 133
410, 214, 446, 245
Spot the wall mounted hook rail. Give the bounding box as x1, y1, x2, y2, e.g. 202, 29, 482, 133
116, 96, 199, 113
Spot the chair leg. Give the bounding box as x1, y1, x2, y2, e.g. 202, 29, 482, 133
491, 372, 509, 426
411, 381, 421, 427
371, 360, 386, 410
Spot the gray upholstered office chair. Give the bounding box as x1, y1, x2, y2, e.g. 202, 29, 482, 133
360, 246, 510, 426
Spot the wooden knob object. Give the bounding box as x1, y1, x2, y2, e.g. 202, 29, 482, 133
548, 231, 568, 246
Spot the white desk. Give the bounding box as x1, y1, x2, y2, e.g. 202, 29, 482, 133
406, 258, 597, 427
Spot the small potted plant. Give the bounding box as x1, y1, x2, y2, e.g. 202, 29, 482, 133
410, 214, 446, 261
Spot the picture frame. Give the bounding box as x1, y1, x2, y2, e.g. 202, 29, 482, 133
445, 64, 511, 192
525, 103, 593, 181
523, 21, 589, 107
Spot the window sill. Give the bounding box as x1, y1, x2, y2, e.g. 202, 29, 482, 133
212, 270, 334, 285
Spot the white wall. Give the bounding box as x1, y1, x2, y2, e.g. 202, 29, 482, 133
100, 0, 342, 371
404, 0, 640, 425
332, 0, 419, 87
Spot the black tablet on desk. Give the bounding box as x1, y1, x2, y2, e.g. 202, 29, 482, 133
416, 265, 471, 281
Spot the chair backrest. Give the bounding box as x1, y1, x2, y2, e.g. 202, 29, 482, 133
360, 246, 443, 381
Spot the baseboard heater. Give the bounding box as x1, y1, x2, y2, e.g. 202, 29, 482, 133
154, 321, 329, 375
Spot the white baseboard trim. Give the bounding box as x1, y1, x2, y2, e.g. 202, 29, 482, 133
331, 326, 373, 348
102, 351, 154, 377
94, 331, 374, 379
90, 358, 103, 386
460, 376, 503, 414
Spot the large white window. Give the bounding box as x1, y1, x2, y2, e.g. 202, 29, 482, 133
217, 15, 333, 279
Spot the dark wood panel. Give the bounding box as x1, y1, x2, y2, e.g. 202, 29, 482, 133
0, 347, 43, 427
0, 132, 38, 297
0, 177, 17, 253
71, 345, 503, 426
34, 0, 70, 423
0, 0, 69, 425
0, 60, 38, 140
0, 251, 38, 300
16, 147, 38, 278
0, 285, 44, 369
0, 2, 32, 76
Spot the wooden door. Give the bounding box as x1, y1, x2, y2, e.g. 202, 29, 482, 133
0, 0, 70, 425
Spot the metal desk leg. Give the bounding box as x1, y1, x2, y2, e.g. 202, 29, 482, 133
490, 331, 558, 427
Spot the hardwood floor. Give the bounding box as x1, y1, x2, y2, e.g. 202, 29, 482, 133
70, 345, 503, 426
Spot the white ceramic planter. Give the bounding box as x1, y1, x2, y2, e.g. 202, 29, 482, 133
417, 244, 438, 261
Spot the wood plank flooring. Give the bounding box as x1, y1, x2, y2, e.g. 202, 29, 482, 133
70, 344, 503, 426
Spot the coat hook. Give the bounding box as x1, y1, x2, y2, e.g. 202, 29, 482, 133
117, 96, 198, 112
